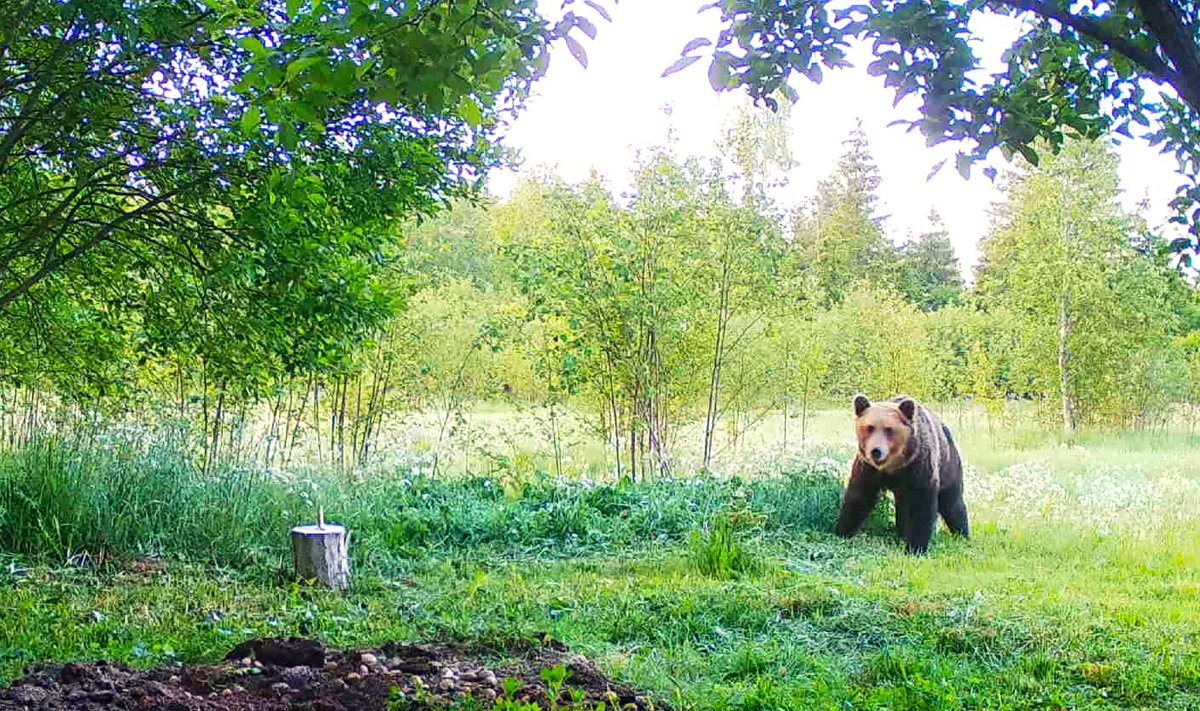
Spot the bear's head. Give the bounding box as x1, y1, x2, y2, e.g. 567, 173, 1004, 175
852, 394, 915, 471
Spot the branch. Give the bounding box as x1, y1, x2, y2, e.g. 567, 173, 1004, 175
989, 0, 1188, 93
1132, 0, 1200, 112
0, 180, 200, 311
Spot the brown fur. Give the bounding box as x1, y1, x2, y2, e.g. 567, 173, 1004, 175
835, 394, 969, 554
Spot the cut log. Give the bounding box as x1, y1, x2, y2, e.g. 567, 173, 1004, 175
291, 516, 349, 591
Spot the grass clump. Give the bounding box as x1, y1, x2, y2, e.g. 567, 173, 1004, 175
688, 515, 762, 580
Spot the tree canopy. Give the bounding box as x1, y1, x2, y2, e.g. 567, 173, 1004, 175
0, 0, 609, 390
665, 0, 1200, 261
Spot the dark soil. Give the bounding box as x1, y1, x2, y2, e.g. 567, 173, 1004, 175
0, 638, 665, 711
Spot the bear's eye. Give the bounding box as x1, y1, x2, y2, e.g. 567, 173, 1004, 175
866, 425, 875, 434
884, 427, 894, 437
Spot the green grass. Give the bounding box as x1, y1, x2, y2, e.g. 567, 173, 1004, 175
0, 409, 1198, 710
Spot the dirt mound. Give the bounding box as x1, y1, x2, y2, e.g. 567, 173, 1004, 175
0, 638, 664, 711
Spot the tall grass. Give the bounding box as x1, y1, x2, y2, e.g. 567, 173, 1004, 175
0, 436, 845, 572
0, 438, 296, 568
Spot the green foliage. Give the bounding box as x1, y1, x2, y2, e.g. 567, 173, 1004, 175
1, 428, 1199, 708
671, 0, 1200, 255
895, 213, 964, 312
976, 139, 1193, 427
0, 0, 610, 400
790, 124, 896, 308
0, 434, 844, 568
688, 514, 762, 580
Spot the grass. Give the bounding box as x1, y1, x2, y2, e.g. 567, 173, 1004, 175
0, 406, 1198, 710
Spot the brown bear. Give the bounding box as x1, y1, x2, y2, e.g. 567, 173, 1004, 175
834, 394, 969, 554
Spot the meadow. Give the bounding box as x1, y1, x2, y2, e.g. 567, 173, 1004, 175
1, 406, 1198, 710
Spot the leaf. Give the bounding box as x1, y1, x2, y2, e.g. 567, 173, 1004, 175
286, 56, 322, 81
575, 16, 598, 39
1016, 143, 1039, 166
286, 0, 302, 18
708, 54, 731, 92
682, 37, 713, 55
803, 63, 823, 83
460, 97, 483, 127
238, 36, 267, 57
983, 166, 998, 181
927, 159, 946, 181
866, 58, 889, 77
240, 105, 261, 135
662, 55, 702, 78
564, 35, 588, 68
584, 0, 612, 21
532, 50, 551, 78
955, 153, 971, 180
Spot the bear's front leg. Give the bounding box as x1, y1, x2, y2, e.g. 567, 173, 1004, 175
898, 484, 939, 555
835, 458, 881, 538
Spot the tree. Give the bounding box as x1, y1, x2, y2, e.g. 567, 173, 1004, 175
791, 124, 897, 306
976, 138, 1188, 429
0, 0, 607, 393
665, 0, 1200, 256
696, 104, 790, 469
896, 212, 965, 311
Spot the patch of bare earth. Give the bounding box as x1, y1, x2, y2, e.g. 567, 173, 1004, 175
0, 638, 665, 711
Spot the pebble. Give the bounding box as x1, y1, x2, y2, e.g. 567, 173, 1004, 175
8, 687, 48, 705
480, 688, 498, 702
438, 679, 455, 691
482, 671, 498, 686
359, 664, 370, 675
240, 657, 253, 667
460, 671, 480, 682
325, 661, 339, 671
271, 682, 291, 694
360, 653, 378, 665
284, 666, 317, 688
168, 676, 180, 684
388, 657, 403, 669
253, 661, 263, 668
221, 688, 234, 697
346, 672, 362, 682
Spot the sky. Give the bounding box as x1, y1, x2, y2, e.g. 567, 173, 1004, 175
485, 0, 1185, 277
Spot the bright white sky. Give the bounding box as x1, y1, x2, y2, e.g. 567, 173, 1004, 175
485, 0, 1184, 277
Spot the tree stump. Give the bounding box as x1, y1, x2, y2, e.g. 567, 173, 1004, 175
291, 511, 349, 591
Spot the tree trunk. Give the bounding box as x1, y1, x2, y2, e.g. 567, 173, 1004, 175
291, 515, 349, 591
1058, 288, 1076, 433
702, 263, 732, 470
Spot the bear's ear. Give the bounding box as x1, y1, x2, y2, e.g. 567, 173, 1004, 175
853, 394, 870, 417
897, 398, 916, 422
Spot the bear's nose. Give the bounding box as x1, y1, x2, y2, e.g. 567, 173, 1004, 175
870, 447, 884, 462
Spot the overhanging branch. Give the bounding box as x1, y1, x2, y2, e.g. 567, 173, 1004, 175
990, 0, 1200, 111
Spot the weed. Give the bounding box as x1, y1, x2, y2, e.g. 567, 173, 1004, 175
687, 515, 761, 580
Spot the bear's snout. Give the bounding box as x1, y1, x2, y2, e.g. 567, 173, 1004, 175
869, 447, 885, 462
